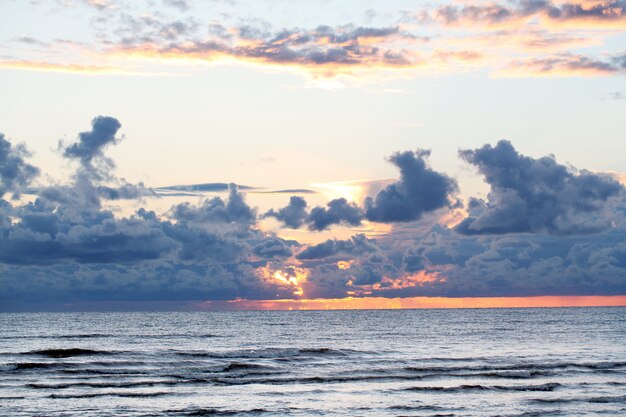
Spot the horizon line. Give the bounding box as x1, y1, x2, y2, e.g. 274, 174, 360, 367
3, 295, 626, 312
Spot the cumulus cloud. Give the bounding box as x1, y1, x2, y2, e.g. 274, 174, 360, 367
0, 133, 39, 198
267, 149, 457, 231
307, 198, 364, 231
0, 116, 309, 306
171, 184, 256, 226
456, 140, 624, 235
62, 116, 122, 167
263, 196, 308, 228
2, 117, 626, 307
297, 234, 378, 260
364, 150, 458, 222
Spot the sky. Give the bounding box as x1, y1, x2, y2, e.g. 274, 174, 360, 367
0, 0, 625, 310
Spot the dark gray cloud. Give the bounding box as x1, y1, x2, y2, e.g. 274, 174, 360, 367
364, 150, 458, 222
0, 133, 40, 198
157, 182, 253, 192
294, 220, 626, 299
2, 117, 626, 307
296, 234, 378, 260
307, 198, 364, 231
263, 196, 308, 229
266, 150, 456, 230
0, 202, 175, 265
97, 182, 155, 200
456, 140, 623, 235
62, 116, 122, 167
252, 237, 296, 259
264, 196, 364, 231
171, 184, 256, 225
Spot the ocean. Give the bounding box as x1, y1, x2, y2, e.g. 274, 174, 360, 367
1, 307, 625, 416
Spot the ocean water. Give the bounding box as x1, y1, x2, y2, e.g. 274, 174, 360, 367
0, 308, 625, 417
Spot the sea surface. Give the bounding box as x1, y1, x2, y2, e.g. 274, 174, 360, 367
0, 308, 625, 416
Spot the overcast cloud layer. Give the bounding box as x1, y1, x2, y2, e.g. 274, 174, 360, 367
1, 116, 625, 308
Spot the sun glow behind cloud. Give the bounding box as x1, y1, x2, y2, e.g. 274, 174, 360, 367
256, 264, 309, 297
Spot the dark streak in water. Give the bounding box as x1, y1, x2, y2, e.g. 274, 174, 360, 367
404, 382, 561, 392
24, 348, 109, 358
48, 391, 171, 399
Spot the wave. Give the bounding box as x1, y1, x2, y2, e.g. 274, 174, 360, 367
404, 382, 561, 393
504, 410, 564, 416
23, 348, 110, 358
176, 347, 359, 360
164, 408, 270, 416
48, 391, 170, 399
0, 334, 111, 340
387, 404, 458, 411
404, 361, 626, 374
221, 362, 277, 372
29, 380, 183, 389
530, 394, 626, 404
1, 333, 223, 340
14, 362, 59, 370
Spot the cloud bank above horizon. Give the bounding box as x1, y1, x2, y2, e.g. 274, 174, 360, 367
1, 115, 626, 308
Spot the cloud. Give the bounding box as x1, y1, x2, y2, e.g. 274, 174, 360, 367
107, 20, 418, 75
61, 116, 122, 167
364, 150, 458, 222
96, 182, 155, 200
428, 1, 626, 28
263, 196, 308, 228
2, 116, 626, 307
0, 117, 302, 305
307, 198, 364, 231
162, 0, 191, 11
256, 188, 316, 195
266, 150, 457, 230
0, 133, 40, 198
11, 36, 49, 47
296, 234, 378, 260
605, 91, 626, 100
252, 237, 297, 259
171, 184, 256, 226
456, 140, 624, 235
83, 0, 117, 11
499, 53, 626, 77
4, 1, 625, 80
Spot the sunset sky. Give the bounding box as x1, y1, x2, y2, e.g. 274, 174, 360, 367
1, 0, 625, 310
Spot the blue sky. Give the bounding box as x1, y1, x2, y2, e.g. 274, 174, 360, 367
0, 0, 625, 309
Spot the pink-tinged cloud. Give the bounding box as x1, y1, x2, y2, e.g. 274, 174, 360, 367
110, 25, 422, 76
497, 52, 626, 77
427, 0, 626, 29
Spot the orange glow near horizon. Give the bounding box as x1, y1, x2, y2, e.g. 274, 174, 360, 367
337, 261, 352, 270
198, 295, 626, 310
256, 264, 309, 297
